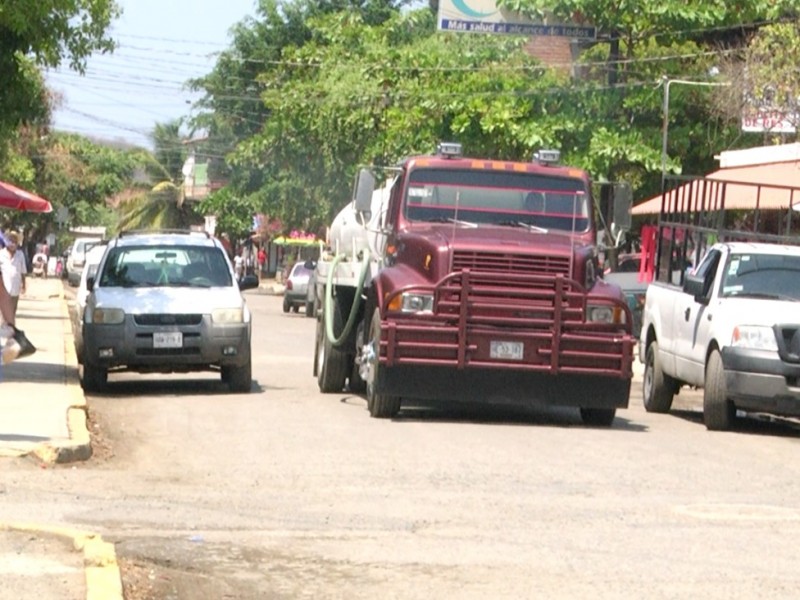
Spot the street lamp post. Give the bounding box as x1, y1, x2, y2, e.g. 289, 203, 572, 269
660, 76, 729, 188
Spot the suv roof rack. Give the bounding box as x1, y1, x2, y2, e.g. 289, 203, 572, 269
117, 229, 211, 238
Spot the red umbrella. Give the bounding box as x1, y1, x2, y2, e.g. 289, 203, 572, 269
0, 180, 53, 213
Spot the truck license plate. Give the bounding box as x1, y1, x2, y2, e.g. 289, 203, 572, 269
490, 341, 523, 361
153, 331, 183, 348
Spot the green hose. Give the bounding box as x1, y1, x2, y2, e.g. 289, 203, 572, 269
324, 249, 372, 347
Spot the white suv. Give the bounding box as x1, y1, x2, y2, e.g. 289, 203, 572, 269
81, 230, 259, 392
66, 237, 103, 286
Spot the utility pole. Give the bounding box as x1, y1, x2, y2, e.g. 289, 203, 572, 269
661, 76, 730, 188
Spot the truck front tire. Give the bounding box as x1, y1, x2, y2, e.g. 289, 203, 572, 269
643, 341, 675, 413
579, 408, 616, 426
366, 310, 401, 418
704, 349, 735, 431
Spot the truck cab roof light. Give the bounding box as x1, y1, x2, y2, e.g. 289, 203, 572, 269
437, 142, 463, 158
533, 149, 560, 166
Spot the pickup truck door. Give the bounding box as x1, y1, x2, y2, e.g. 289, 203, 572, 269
673, 249, 723, 385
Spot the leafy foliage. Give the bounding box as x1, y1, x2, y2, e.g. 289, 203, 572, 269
0, 0, 119, 155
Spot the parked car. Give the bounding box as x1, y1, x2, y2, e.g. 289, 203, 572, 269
81, 230, 259, 392
66, 237, 103, 287
603, 253, 646, 340
72, 242, 108, 363
283, 261, 314, 314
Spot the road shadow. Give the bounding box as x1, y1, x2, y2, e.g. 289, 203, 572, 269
339, 394, 647, 431
671, 408, 800, 438
85, 376, 266, 398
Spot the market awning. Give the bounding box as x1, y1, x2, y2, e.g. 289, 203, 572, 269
272, 236, 321, 246
631, 161, 800, 215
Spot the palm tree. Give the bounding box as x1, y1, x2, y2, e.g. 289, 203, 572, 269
114, 120, 202, 231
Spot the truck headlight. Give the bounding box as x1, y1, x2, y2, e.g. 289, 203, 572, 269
587, 304, 625, 325
731, 325, 777, 351
388, 292, 434, 313
212, 308, 244, 323
91, 307, 125, 324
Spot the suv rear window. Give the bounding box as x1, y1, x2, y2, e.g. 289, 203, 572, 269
99, 245, 232, 288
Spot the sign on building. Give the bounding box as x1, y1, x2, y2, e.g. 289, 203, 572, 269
437, 0, 595, 39
741, 109, 797, 134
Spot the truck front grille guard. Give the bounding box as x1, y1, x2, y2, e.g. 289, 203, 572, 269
380, 270, 634, 377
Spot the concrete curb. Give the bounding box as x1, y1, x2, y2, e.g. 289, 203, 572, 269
0, 522, 123, 600
30, 289, 92, 465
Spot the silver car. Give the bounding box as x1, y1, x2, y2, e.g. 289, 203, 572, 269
81, 230, 259, 392
283, 261, 314, 314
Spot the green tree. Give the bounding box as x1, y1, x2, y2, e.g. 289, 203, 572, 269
195, 0, 798, 231
0, 0, 119, 151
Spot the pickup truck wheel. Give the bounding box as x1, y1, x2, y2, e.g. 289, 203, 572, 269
317, 296, 349, 393
643, 341, 675, 413
704, 350, 735, 431
82, 361, 107, 393
366, 309, 401, 418
579, 408, 616, 426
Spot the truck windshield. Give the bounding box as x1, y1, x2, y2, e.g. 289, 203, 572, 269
721, 253, 800, 300
404, 168, 590, 232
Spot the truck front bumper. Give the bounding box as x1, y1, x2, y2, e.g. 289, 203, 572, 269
721, 347, 800, 417
377, 364, 630, 409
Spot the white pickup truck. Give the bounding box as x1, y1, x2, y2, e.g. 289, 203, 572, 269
640, 241, 800, 430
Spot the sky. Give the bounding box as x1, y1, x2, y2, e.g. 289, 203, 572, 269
47, 0, 261, 149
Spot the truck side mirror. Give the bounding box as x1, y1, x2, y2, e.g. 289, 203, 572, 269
683, 272, 709, 304
353, 169, 376, 214
612, 183, 632, 231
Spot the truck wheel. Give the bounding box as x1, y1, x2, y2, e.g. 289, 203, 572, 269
225, 358, 252, 393
366, 310, 401, 418
317, 296, 349, 393
82, 362, 107, 393
704, 349, 735, 431
579, 408, 616, 426
643, 341, 675, 413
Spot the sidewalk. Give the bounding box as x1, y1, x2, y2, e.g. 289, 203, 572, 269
0, 277, 89, 462
0, 277, 122, 600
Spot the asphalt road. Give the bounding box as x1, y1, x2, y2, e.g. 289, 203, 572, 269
4, 288, 800, 598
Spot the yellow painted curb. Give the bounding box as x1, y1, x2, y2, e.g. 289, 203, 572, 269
0, 522, 123, 600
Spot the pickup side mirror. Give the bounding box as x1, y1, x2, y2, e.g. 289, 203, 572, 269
86, 276, 95, 292
353, 168, 376, 214
683, 271, 709, 304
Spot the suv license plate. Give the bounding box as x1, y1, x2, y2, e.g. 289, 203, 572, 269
154, 332, 183, 348
490, 341, 523, 361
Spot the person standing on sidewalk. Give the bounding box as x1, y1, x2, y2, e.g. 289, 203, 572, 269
0, 231, 26, 322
